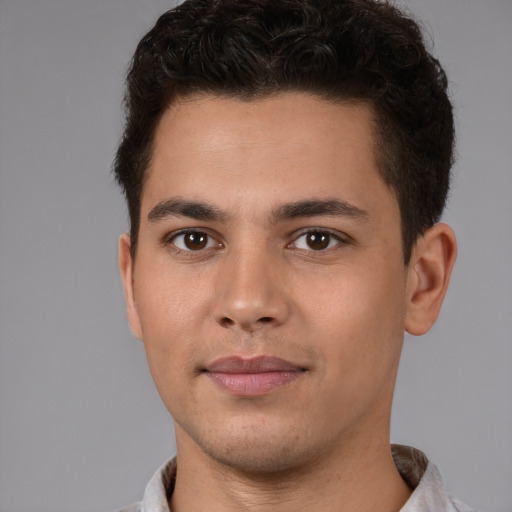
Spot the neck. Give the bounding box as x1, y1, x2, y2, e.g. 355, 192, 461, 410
170, 426, 411, 512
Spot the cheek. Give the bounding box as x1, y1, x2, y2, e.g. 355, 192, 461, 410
300, 272, 405, 430
133, 263, 212, 396
135, 256, 213, 336
299, 259, 406, 385
302, 256, 406, 330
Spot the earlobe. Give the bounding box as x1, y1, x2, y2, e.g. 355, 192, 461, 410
404, 223, 457, 336
118, 233, 143, 340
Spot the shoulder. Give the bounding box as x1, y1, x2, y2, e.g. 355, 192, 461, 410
392, 445, 478, 512
110, 457, 176, 512
448, 495, 479, 512
112, 504, 141, 512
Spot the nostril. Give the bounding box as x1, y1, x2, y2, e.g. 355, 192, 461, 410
218, 316, 275, 328
221, 317, 235, 328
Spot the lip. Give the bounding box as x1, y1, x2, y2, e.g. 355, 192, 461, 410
204, 356, 306, 397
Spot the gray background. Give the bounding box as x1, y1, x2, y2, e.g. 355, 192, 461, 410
0, 1, 510, 511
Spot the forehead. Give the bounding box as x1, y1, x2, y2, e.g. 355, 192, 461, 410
143, 92, 397, 220
152, 93, 376, 165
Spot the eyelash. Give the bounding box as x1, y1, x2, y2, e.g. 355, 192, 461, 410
163, 228, 351, 256
163, 229, 222, 255
288, 229, 349, 252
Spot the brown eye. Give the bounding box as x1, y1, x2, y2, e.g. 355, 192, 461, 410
291, 230, 343, 252
171, 231, 216, 251
306, 232, 331, 250
184, 232, 208, 250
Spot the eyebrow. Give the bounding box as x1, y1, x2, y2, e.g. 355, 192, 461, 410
147, 197, 369, 224
271, 199, 369, 222
148, 198, 226, 222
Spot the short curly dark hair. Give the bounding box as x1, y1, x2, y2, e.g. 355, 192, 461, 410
114, 0, 454, 263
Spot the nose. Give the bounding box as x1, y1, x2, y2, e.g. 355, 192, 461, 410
212, 246, 291, 332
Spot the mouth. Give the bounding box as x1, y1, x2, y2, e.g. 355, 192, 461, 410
203, 356, 307, 397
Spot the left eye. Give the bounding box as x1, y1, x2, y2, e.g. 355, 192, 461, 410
291, 231, 342, 251
171, 231, 218, 251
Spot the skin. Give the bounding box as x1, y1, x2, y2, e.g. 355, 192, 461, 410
119, 93, 457, 512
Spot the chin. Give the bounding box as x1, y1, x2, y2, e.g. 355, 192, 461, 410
205, 443, 311, 475
192, 422, 324, 475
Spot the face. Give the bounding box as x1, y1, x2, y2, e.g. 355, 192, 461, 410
121, 93, 414, 473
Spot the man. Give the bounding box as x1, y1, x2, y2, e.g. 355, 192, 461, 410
114, 0, 474, 510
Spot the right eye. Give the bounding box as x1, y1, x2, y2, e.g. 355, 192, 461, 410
170, 230, 219, 252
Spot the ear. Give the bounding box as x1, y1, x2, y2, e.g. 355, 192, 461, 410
404, 223, 457, 336
119, 233, 143, 340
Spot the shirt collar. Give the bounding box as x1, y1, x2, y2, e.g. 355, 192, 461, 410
137, 445, 466, 512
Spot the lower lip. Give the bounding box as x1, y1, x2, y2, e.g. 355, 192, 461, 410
206, 371, 302, 396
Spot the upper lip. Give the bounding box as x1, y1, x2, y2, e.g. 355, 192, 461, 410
205, 356, 305, 374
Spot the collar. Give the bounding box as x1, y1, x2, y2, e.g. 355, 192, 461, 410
132, 445, 473, 512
